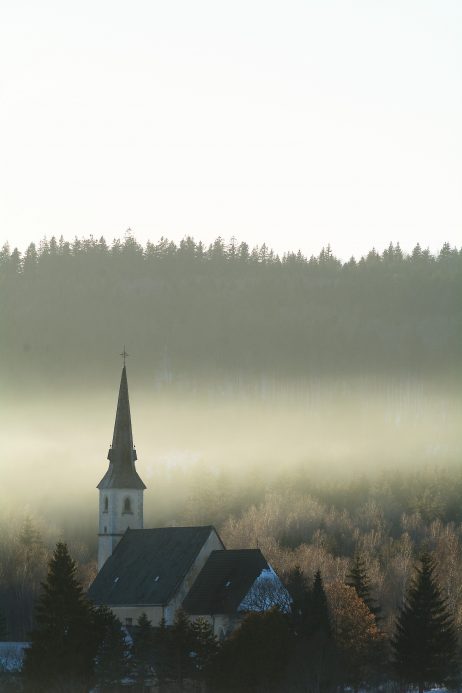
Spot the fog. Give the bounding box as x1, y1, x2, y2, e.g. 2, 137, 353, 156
1, 236, 461, 627
1, 235, 461, 641
2, 375, 461, 546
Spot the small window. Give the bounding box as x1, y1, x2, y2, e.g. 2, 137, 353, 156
123, 497, 132, 514
126, 617, 133, 626
103, 497, 108, 513
104, 526, 107, 534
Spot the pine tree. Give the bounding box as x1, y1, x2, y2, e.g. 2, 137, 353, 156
287, 570, 337, 692
94, 605, 130, 692
153, 617, 173, 687
307, 569, 331, 637
392, 553, 458, 693
286, 565, 309, 627
170, 609, 194, 689
347, 554, 381, 619
190, 617, 218, 680
0, 608, 7, 640
131, 612, 155, 690
23, 542, 96, 692
210, 608, 291, 691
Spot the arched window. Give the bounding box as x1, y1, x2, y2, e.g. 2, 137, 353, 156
123, 497, 132, 514
103, 497, 108, 513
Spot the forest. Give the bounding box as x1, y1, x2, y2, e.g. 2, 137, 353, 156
0, 234, 461, 386
1, 234, 461, 690
1, 493, 461, 691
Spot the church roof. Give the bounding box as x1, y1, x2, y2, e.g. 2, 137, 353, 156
97, 365, 146, 490
182, 549, 269, 615
88, 526, 220, 606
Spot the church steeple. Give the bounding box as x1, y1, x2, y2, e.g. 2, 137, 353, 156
97, 365, 146, 490
97, 361, 146, 570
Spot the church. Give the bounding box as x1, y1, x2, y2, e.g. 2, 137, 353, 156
87, 364, 290, 638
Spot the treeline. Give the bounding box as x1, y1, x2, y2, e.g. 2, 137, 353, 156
3, 542, 459, 692
1, 234, 461, 383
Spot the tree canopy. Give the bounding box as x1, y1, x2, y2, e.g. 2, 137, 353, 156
1, 235, 460, 386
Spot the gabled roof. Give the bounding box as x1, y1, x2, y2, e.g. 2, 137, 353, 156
97, 365, 145, 490
183, 549, 269, 615
88, 526, 220, 606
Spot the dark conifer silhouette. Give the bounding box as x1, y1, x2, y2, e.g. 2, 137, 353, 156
170, 608, 194, 689
23, 542, 96, 692
131, 612, 155, 690
210, 608, 292, 691
288, 570, 337, 692
152, 617, 173, 688
347, 554, 381, 620
286, 565, 309, 628
93, 605, 130, 692
307, 569, 331, 637
392, 552, 458, 693
0, 608, 7, 640
190, 617, 218, 680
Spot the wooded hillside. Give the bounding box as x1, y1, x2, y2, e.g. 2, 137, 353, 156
1, 235, 460, 384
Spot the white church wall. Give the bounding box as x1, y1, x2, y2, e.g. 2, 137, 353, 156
98, 488, 144, 570
110, 607, 240, 639
109, 604, 164, 628
189, 613, 242, 639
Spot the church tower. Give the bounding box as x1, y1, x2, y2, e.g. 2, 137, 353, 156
97, 363, 146, 570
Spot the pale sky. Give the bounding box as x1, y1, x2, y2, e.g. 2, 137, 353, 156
1, 0, 461, 260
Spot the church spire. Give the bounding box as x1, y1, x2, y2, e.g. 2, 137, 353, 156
97, 364, 146, 490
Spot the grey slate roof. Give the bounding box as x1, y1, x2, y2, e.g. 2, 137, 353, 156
88, 526, 220, 605
97, 366, 146, 490
183, 549, 268, 615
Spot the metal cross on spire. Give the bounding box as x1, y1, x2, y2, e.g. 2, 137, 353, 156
120, 346, 129, 367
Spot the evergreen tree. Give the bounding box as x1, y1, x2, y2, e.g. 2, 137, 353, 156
153, 617, 173, 688
94, 605, 130, 692
392, 553, 458, 693
131, 612, 155, 690
0, 608, 7, 640
347, 554, 381, 619
23, 542, 95, 692
307, 569, 331, 637
286, 565, 309, 628
210, 608, 291, 691
190, 617, 218, 680
288, 569, 338, 692
170, 609, 194, 689
22, 242, 38, 276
